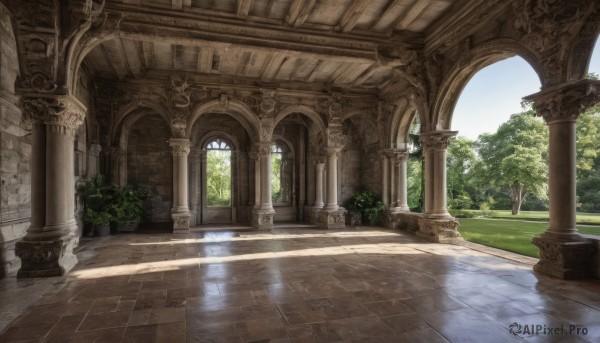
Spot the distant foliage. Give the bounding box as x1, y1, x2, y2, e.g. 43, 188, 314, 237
206, 150, 231, 206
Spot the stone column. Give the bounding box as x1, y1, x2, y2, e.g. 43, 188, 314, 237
524, 80, 600, 279
16, 96, 85, 277
86, 144, 102, 177
318, 131, 346, 229
394, 151, 410, 211
298, 129, 306, 221
189, 151, 201, 225
417, 131, 460, 243
325, 148, 341, 211
170, 138, 191, 232
380, 151, 390, 207
252, 142, 275, 228
314, 160, 325, 209
249, 150, 261, 209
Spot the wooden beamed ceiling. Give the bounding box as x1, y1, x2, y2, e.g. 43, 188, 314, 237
84, 0, 464, 93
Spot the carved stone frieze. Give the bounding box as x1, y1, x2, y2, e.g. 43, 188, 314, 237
524, 80, 600, 123
172, 212, 191, 231
255, 142, 272, 158
317, 209, 347, 229
259, 90, 277, 118
15, 237, 79, 278
168, 77, 192, 108
532, 236, 596, 279
419, 131, 457, 150
20, 96, 86, 132
169, 138, 191, 156
417, 217, 461, 244
170, 108, 189, 138
512, 0, 596, 85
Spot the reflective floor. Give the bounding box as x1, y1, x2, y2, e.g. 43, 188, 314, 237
0, 226, 599, 342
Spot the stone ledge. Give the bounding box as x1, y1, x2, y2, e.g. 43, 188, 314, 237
15, 237, 79, 278
317, 209, 347, 229
417, 216, 462, 244
533, 236, 596, 279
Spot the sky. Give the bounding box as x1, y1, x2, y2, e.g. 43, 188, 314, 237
451, 42, 600, 140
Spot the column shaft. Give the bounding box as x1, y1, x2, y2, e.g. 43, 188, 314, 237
29, 123, 46, 232
260, 150, 273, 210
546, 120, 578, 239
314, 162, 325, 208
45, 124, 75, 233
423, 148, 434, 215
381, 155, 389, 206
431, 148, 450, 217
170, 139, 191, 231
325, 151, 338, 210
396, 153, 409, 211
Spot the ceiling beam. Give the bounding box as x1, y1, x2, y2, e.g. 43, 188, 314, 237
120, 40, 143, 78
236, 0, 253, 19
285, 0, 316, 27
391, 0, 432, 32
100, 44, 126, 80
261, 52, 286, 81
236, 51, 253, 76
371, 0, 402, 30
172, 0, 183, 10
338, 0, 375, 33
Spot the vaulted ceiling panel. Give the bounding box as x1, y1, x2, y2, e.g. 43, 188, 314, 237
141, 0, 172, 9
407, 0, 452, 31
353, 0, 389, 30
307, 0, 352, 26
101, 39, 129, 80
212, 0, 237, 13
243, 52, 268, 78
370, 0, 413, 32
290, 58, 319, 81
274, 56, 301, 81
311, 60, 340, 82
121, 39, 144, 78
263, 0, 293, 20
249, 0, 269, 17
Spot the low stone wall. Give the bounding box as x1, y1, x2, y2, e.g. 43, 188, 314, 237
387, 211, 422, 232
0, 220, 28, 277
586, 235, 600, 279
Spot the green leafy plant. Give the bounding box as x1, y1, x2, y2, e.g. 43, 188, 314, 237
344, 191, 386, 225
114, 184, 148, 223
83, 175, 117, 226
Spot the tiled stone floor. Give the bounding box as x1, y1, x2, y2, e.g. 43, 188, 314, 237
0, 226, 599, 342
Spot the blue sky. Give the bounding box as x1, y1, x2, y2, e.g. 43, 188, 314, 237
452, 42, 600, 140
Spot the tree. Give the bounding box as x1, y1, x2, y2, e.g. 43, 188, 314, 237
447, 136, 477, 209
475, 111, 549, 214
206, 150, 231, 206
576, 103, 600, 212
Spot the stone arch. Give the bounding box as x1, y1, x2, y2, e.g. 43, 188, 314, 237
571, 21, 600, 79
433, 38, 543, 130
273, 105, 327, 137
272, 134, 296, 157
392, 104, 418, 149
69, 32, 118, 96
188, 99, 260, 139
110, 100, 170, 145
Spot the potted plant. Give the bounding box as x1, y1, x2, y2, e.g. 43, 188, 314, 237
344, 191, 386, 226
85, 208, 113, 236
113, 184, 147, 232
83, 175, 117, 236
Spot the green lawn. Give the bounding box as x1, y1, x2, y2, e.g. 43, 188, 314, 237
460, 210, 600, 225
457, 218, 600, 258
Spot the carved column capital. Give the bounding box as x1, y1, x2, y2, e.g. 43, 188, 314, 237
419, 131, 457, 150
20, 95, 86, 134
383, 148, 408, 164
88, 144, 102, 157
169, 138, 191, 156
327, 131, 346, 151
255, 142, 272, 158
524, 80, 600, 124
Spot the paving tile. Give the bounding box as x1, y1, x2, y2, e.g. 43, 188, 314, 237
0, 227, 598, 343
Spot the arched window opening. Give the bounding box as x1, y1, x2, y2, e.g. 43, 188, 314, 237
407, 115, 423, 211
205, 138, 232, 207
271, 142, 291, 205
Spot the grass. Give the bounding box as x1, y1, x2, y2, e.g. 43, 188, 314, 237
460, 210, 600, 225
457, 218, 600, 258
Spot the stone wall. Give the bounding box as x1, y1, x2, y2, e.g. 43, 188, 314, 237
127, 113, 173, 223
0, 3, 29, 276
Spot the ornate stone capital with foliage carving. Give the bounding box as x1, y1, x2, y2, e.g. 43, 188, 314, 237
255, 142, 272, 158
383, 149, 408, 164
419, 131, 457, 150
169, 138, 191, 156
524, 80, 600, 124
20, 95, 86, 133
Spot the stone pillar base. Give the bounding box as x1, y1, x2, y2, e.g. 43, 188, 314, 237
310, 207, 322, 224
532, 237, 596, 279
172, 212, 191, 233
317, 209, 347, 229
15, 236, 79, 278
252, 209, 275, 229
417, 217, 461, 243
